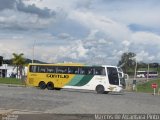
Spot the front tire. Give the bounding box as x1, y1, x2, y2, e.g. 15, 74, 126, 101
39, 81, 46, 89
96, 85, 105, 94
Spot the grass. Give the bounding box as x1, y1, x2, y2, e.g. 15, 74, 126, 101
0, 78, 25, 85
0, 77, 159, 93
137, 79, 160, 93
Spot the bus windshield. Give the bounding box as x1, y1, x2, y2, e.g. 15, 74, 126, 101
107, 67, 119, 85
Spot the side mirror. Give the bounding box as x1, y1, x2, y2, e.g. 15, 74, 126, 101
124, 74, 129, 80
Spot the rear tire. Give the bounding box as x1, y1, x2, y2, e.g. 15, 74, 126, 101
39, 81, 46, 89
47, 82, 54, 90
96, 85, 105, 94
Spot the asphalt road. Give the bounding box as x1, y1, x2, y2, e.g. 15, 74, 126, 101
0, 85, 160, 119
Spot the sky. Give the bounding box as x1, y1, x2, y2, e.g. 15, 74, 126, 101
0, 0, 160, 65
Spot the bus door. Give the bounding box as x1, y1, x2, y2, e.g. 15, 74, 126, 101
118, 72, 126, 89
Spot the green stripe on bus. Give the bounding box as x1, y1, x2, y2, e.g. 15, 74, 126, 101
75, 75, 94, 86
67, 75, 84, 86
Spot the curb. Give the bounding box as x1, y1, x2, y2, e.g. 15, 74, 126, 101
0, 108, 43, 115
0, 84, 26, 87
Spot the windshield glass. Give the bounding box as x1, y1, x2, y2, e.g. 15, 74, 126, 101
107, 67, 119, 85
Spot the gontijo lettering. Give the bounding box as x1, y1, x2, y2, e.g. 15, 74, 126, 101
47, 74, 69, 79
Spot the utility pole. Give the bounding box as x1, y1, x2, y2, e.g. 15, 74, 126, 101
32, 40, 36, 64
134, 59, 137, 81
147, 63, 150, 81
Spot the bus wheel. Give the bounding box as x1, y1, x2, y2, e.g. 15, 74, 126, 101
96, 85, 105, 94
39, 81, 46, 89
47, 82, 54, 90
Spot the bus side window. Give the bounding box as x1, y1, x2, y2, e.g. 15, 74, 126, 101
74, 67, 79, 74
75, 70, 79, 74
30, 65, 37, 72
39, 66, 46, 73
68, 67, 72, 74
95, 70, 99, 75
80, 70, 85, 74
101, 68, 106, 75
68, 67, 79, 74
57, 66, 68, 74
88, 68, 93, 75
79, 67, 85, 75
79, 67, 93, 75
94, 67, 106, 75
47, 67, 56, 73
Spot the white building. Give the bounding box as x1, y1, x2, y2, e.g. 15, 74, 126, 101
0, 64, 7, 77
0, 64, 27, 78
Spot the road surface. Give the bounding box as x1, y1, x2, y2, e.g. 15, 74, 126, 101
0, 85, 160, 119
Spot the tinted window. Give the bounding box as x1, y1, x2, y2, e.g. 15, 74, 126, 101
46, 66, 56, 73
56, 66, 68, 74
79, 67, 94, 75
39, 66, 47, 73
29, 65, 37, 72
68, 67, 79, 74
29, 65, 106, 76
30, 65, 56, 73
94, 67, 106, 75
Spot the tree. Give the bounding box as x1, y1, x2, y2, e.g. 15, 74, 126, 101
118, 52, 136, 73
12, 53, 25, 79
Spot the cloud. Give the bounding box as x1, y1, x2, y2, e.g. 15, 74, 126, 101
76, 0, 92, 9
60, 40, 89, 59
17, 0, 56, 18
79, 0, 160, 32
131, 32, 160, 45
136, 51, 155, 62
0, 10, 54, 31
57, 33, 72, 40
0, 37, 30, 59
68, 11, 131, 41
127, 32, 160, 63
0, 0, 16, 10
1, 0, 160, 65
0, 0, 56, 31
0, 0, 55, 18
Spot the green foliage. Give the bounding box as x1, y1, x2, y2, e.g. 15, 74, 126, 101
137, 79, 160, 93
12, 53, 25, 66
12, 53, 26, 79
118, 52, 136, 73
0, 78, 25, 85
118, 52, 160, 75
3, 58, 48, 65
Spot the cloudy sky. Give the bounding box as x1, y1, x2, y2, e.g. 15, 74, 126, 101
0, 0, 160, 65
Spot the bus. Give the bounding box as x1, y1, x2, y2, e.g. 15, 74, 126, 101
26, 63, 126, 94
136, 71, 158, 78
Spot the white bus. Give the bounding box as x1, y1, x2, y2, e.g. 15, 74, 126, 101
27, 63, 126, 94
136, 71, 158, 78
